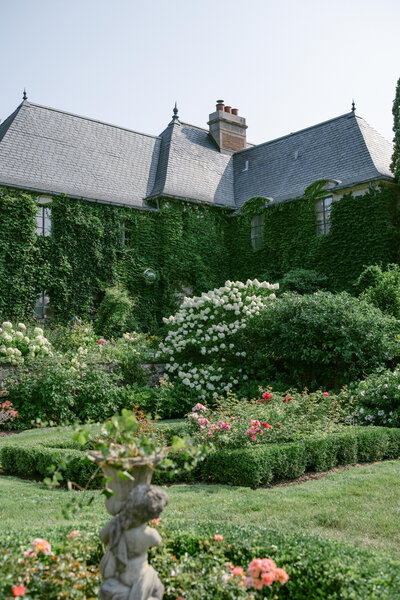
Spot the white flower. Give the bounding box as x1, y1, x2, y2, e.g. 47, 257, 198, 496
2, 322, 12, 329
34, 327, 43, 335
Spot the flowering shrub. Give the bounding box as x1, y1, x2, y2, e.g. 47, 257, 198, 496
0, 322, 52, 365
0, 528, 290, 600
0, 400, 18, 425
183, 388, 353, 449
344, 365, 400, 427
229, 556, 289, 591
158, 279, 278, 401
52, 318, 97, 352
1, 531, 101, 599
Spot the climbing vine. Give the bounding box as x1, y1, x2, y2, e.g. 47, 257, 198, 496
229, 186, 400, 291
0, 189, 230, 330
0, 184, 399, 329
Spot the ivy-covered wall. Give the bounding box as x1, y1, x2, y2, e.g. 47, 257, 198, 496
0, 184, 399, 329
0, 189, 230, 329
229, 186, 400, 291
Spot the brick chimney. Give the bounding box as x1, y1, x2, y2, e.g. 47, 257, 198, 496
208, 100, 247, 153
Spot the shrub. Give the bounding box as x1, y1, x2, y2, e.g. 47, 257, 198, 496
2, 523, 400, 599
183, 389, 352, 449
97, 332, 152, 386
95, 285, 136, 339
51, 317, 97, 352
279, 268, 328, 294
4, 425, 400, 489
0, 322, 52, 365
356, 264, 400, 319
344, 365, 400, 427
244, 291, 400, 389
4, 362, 137, 427
158, 279, 279, 402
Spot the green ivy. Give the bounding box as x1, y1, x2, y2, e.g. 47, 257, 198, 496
0, 190, 230, 329
0, 185, 399, 328
229, 187, 400, 291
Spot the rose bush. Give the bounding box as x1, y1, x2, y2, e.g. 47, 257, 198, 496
182, 388, 353, 450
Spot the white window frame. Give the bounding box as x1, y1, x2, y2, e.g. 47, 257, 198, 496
316, 196, 333, 235
34, 291, 52, 320
36, 196, 52, 237
251, 214, 264, 249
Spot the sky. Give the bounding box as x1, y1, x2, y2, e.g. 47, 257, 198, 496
1, 0, 399, 146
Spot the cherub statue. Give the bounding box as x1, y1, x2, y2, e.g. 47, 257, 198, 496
99, 483, 169, 600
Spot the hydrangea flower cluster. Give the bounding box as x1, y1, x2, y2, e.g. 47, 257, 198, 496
347, 365, 400, 427
158, 279, 278, 400
0, 322, 53, 365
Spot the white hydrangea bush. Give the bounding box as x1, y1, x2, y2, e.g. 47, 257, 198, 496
0, 322, 53, 365
158, 279, 278, 400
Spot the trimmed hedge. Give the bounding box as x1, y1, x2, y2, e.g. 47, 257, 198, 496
2, 426, 400, 488
164, 521, 400, 599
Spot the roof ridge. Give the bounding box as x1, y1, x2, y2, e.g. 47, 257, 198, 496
235, 111, 355, 155
355, 114, 394, 146
25, 101, 161, 140
0, 102, 24, 143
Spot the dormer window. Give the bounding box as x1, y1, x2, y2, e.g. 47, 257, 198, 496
36, 196, 52, 236
316, 197, 332, 235
251, 214, 264, 249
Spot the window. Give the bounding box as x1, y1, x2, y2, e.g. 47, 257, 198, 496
251, 214, 264, 249
34, 291, 52, 320
121, 222, 132, 247
36, 206, 51, 236
316, 197, 332, 235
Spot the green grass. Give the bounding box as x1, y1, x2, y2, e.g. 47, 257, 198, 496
1, 460, 400, 558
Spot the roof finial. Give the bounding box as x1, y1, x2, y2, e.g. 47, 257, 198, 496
351, 99, 356, 113
23, 88, 27, 101
172, 101, 179, 122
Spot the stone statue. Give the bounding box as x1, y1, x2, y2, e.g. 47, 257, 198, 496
98, 482, 168, 600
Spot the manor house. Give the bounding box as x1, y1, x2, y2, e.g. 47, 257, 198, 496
0, 96, 397, 323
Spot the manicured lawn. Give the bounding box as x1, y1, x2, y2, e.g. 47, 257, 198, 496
1, 460, 400, 557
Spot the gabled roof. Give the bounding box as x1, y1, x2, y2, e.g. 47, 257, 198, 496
0, 101, 161, 207
233, 112, 394, 208
148, 120, 235, 207
0, 100, 395, 210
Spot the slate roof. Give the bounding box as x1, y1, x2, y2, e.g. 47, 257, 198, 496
0, 101, 394, 210
149, 120, 235, 207
0, 101, 161, 207
233, 112, 394, 208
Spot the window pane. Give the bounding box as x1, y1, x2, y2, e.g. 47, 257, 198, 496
251, 214, 264, 249
36, 208, 43, 235
43, 208, 51, 236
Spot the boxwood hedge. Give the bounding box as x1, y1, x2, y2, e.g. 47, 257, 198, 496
1, 426, 400, 488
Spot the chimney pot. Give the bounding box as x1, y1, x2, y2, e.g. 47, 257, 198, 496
216, 99, 224, 111
231, 108, 239, 116
224, 106, 232, 113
